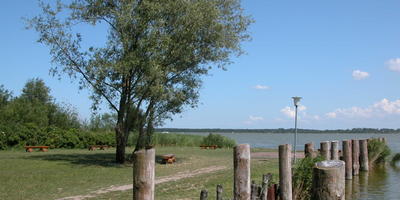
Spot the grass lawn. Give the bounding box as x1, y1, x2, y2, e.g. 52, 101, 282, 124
0, 147, 279, 200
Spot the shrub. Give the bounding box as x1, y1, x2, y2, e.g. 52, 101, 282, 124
292, 156, 324, 200
391, 153, 400, 166
368, 138, 391, 166
201, 133, 236, 148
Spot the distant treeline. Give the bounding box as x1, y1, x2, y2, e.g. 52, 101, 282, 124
157, 128, 400, 134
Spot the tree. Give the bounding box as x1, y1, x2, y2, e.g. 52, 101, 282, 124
0, 85, 12, 109
20, 78, 52, 104
28, 0, 252, 163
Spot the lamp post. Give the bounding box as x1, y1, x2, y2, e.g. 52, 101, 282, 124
292, 96, 302, 163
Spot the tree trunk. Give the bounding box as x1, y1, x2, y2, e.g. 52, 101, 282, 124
115, 123, 126, 164
311, 160, 345, 200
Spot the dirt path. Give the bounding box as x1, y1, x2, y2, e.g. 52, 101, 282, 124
251, 151, 304, 159
56, 165, 227, 200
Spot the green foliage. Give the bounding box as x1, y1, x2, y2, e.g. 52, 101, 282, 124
201, 133, 236, 148
368, 139, 391, 165
292, 156, 324, 200
391, 153, 400, 166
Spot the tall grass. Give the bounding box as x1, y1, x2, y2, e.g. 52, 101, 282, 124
292, 156, 324, 200
368, 138, 391, 167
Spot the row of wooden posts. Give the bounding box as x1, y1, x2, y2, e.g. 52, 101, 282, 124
131, 137, 384, 200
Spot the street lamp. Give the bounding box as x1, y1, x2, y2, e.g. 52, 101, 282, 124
292, 96, 302, 163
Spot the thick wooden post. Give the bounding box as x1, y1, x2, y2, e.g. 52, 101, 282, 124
359, 139, 369, 171
260, 174, 272, 200
200, 189, 208, 200
320, 141, 331, 160
311, 160, 345, 200
331, 141, 339, 160
234, 144, 251, 200
352, 139, 360, 176
304, 142, 315, 158
342, 140, 352, 180
279, 144, 292, 200
133, 148, 155, 200
216, 184, 223, 200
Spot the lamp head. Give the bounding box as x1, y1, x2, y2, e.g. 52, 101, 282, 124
292, 96, 302, 107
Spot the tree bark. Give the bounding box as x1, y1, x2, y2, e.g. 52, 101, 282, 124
133, 148, 155, 200
311, 160, 345, 200
234, 144, 251, 200
115, 123, 126, 164
279, 144, 292, 200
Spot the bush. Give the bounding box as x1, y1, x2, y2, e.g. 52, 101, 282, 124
292, 156, 324, 200
391, 153, 400, 166
368, 138, 391, 166
201, 133, 236, 148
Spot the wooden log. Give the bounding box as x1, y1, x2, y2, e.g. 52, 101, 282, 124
216, 184, 223, 200
359, 139, 369, 171
304, 142, 315, 158
200, 189, 208, 200
279, 144, 292, 200
320, 141, 331, 160
260, 174, 272, 200
234, 144, 251, 200
342, 140, 352, 180
267, 184, 276, 200
331, 141, 339, 160
311, 160, 345, 200
352, 139, 360, 176
133, 148, 155, 200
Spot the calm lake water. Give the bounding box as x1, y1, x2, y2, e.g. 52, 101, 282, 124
183, 132, 400, 200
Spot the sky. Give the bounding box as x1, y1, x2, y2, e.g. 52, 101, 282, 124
1, 1, 400, 129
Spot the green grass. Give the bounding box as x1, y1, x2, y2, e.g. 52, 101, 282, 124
0, 147, 278, 200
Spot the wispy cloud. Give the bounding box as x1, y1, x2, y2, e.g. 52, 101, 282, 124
352, 70, 370, 80
325, 98, 400, 119
386, 58, 400, 72
244, 115, 264, 125
253, 85, 270, 90
281, 105, 306, 118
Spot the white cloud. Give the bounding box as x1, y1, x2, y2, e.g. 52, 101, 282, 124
280, 105, 306, 118
352, 70, 370, 80
254, 85, 270, 90
386, 58, 400, 72
244, 115, 264, 125
325, 98, 400, 119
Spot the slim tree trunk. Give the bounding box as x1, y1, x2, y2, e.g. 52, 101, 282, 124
116, 123, 126, 164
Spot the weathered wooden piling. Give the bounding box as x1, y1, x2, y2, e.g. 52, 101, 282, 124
200, 189, 208, 200
133, 148, 155, 200
352, 139, 360, 176
279, 144, 292, 200
216, 185, 223, 200
260, 174, 272, 200
311, 160, 345, 200
320, 141, 331, 160
342, 140, 352, 180
251, 181, 259, 200
331, 140, 339, 160
234, 144, 251, 200
305, 142, 315, 158
359, 139, 369, 171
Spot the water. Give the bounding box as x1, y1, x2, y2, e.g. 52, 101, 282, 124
183, 132, 400, 200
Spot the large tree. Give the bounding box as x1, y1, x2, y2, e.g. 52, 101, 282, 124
28, 0, 252, 163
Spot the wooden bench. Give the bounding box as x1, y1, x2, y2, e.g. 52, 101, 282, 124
161, 154, 176, 164
25, 146, 49, 152
200, 145, 218, 150
88, 145, 110, 151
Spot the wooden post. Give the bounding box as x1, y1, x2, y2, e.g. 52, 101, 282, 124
279, 144, 292, 200
234, 144, 251, 200
304, 142, 315, 158
331, 140, 339, 160
342, 140, 352, 180
311, 160, 345, 200
260, 174, 272, 200
133, 148, 155, 200
251, 181, 259, 200
320, 141, 331, 160
352, 139, 360, 176
200, 189, 208, 200
216, 184, 223, 200
359, 139, 369, 171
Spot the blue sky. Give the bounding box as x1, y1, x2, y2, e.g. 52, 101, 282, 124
1, 1, 400, 129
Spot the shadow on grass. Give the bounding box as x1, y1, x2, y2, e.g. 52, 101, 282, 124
27, 152, 131, 168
